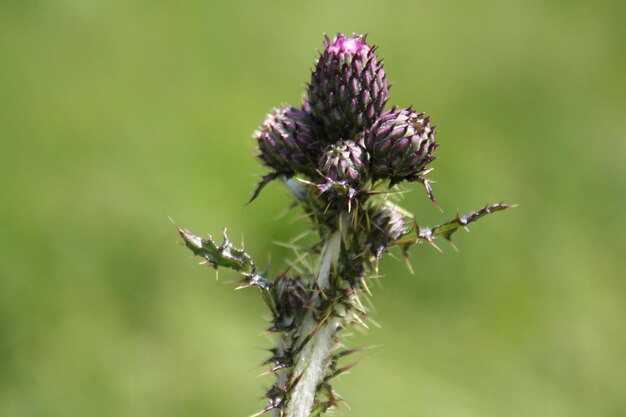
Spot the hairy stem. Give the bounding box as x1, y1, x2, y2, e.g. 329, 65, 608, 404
283, 231, 341, 417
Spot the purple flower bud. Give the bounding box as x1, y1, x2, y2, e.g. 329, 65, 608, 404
365, 107, 438, 182
274, 276, 308, 318
318, 139, 369, 183
255, 106, 319, 176
369, 204, 406, 260
308, 34, 389, 142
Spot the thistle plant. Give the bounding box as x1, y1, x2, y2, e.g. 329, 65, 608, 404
177, 33, 512, 417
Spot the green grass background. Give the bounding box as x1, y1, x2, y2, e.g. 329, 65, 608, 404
1, 1, 625, 416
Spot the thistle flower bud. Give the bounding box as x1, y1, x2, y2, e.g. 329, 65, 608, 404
369, 204, 406, 259
308, 34, 389, 142
319, 139, 369, 183
366, 108, 437, 182
255, 106, 318, 175
274, 276, 308, 318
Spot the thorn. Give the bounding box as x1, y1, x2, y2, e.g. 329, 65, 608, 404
352, 292, 368, 314
247, 172, 282, 205
352, 311, 369, 329
403, 250, 414, 274
258, 361, 291, 377
360, 276, 372, 297
332, 348, 361, 361
248, 404, 277, 417
421, 178, 442, 212
167, 215, 177, 228
292, 321, 323, 355
234, 282, 251, 290
426, 238, 443, 253
288, 371, 304, 392
332, 344, 383, 361
367, 316, 382, 329
325, 358, 365, 381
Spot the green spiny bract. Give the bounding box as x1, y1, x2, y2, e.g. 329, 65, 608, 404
178, 32, 512, 417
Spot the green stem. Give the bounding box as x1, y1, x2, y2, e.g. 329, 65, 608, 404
282, 231, 341, 417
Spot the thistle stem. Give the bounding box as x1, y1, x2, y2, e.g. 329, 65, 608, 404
178, 31, 512, 417
282, 231, 341, 417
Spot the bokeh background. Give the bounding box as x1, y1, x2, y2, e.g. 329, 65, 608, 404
1, 1, 625, 416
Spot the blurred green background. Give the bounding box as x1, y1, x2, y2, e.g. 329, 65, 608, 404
1, 0, 625, 416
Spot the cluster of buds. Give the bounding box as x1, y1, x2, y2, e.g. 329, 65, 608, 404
255, 34, 438, 208
180, 33, 511, 417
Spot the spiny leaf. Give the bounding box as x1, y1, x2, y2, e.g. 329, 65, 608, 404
178, 227, 256, 273
393, 202, 515, 248
177, 226, 276, 313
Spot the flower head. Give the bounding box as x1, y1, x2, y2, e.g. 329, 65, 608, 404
308, 34, 389, 142
319, 139, 368, 184
366, 107, 438, 183
255, 106, 318, 176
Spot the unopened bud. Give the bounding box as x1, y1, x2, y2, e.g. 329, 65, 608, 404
308, 34, 389, 142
